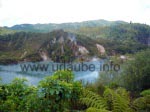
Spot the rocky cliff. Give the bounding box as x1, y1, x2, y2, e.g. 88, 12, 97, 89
0, 30, 104, 64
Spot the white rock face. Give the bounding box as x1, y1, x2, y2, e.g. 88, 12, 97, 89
78, 45, 89, 55
39, 51, 50, 61
96, 44, 105, 55
21, 51, 27, 58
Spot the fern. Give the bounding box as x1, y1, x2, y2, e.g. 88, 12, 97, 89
115, 87, 130, 102
80, 89, 107, 109
80, 88, 133, 112
133, 95, 150, 111
86, 107, 110, 112
104, 88, 132, 112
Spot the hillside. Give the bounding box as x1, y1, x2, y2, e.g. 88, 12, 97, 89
5, 19, 126, 32
0, 30, 106, 64
0, 27, 16, 35
4, 20, 150, 46
1, 20, 150, 64
68, 23, 150, 46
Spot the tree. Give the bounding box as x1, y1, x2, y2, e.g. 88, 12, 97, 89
122, 49, 150, 91
38, 70, 82, 111
0, 70, 83, 111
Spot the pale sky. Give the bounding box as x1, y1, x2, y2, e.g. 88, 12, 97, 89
0, 0, 150, 27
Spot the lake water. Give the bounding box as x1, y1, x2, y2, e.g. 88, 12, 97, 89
0, 60, 105, 85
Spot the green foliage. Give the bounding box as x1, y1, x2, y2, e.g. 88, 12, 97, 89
0, 27, 16, 35
1, 23, 149, 64
140, 89, 150, 97
51, 70, 74, 82
122, 49, 150, 91
71, 23, 149, 54
104, 88, 131, 112
85, 82, 106, 96
0, 70, 83, 111
115, 87, 130, 102
0, 69, 149, 111
96, 71, 122, 87
38, 70, 82, 111
81, 87, 133, 112
7, 20, 125, 33
0, 78, 37, 111
1, 22, 149, 64
80, 89, 107, 109
133, 90, 150, 112
70, 23, 150, 45
86, 107, 110, 112
0, 30, 97, 64
134, 96, 150, 111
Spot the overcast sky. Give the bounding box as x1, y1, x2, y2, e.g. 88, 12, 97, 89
0, 0, 150, 27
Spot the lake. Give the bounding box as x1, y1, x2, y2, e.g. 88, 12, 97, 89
0, 60, 105, 85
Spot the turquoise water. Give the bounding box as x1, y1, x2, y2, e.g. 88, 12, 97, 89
0, 60, 104, 85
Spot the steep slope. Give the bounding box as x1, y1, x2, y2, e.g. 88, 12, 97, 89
68, 23, 150, 46
0, 30, 103, 64
1, 20, 149, 64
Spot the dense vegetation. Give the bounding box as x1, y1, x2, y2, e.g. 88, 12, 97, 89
68, 22, 150, 55
0, 30, 101, 64
0, 20, 150, 111
0, 27, 16, 35
121, 49, 150, 91
5, 20, 126, 33
0, 27, 149, 64
0, 20, 150, 64
5, 20, 150, 46
0, 50, 150, 111
70, 23, 150, 42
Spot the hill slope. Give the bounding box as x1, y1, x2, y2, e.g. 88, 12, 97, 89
1, 20, 150, 64
6, 19, 127, 32
4, 20, 150, 46
68, 23, 150, 46
0, 30, 105, 64
0, 27, 16, 35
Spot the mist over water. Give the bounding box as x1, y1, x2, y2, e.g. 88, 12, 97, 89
0, 60, 104, 85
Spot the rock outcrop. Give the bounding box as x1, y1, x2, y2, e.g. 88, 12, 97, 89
96, 44, 105, 55
78, 45, 89, 55
39, 50, 51, 61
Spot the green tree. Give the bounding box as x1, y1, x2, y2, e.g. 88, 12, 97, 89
122, 49, 150, 91
38, 70, 82, 111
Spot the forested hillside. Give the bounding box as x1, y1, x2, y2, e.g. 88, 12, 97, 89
4, 20, 150, 46
68, 23, 150, 46
0, 27, 16, 35
5, 19, 126, 32
0, 30, 104, 64
0, 20, 149, 64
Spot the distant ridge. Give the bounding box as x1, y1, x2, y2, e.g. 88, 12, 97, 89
5, 19, 128, 32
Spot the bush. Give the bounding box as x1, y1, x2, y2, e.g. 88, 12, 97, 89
122, 49, 150, 92
133, 89, 150, 111
0, 70, 83, 112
